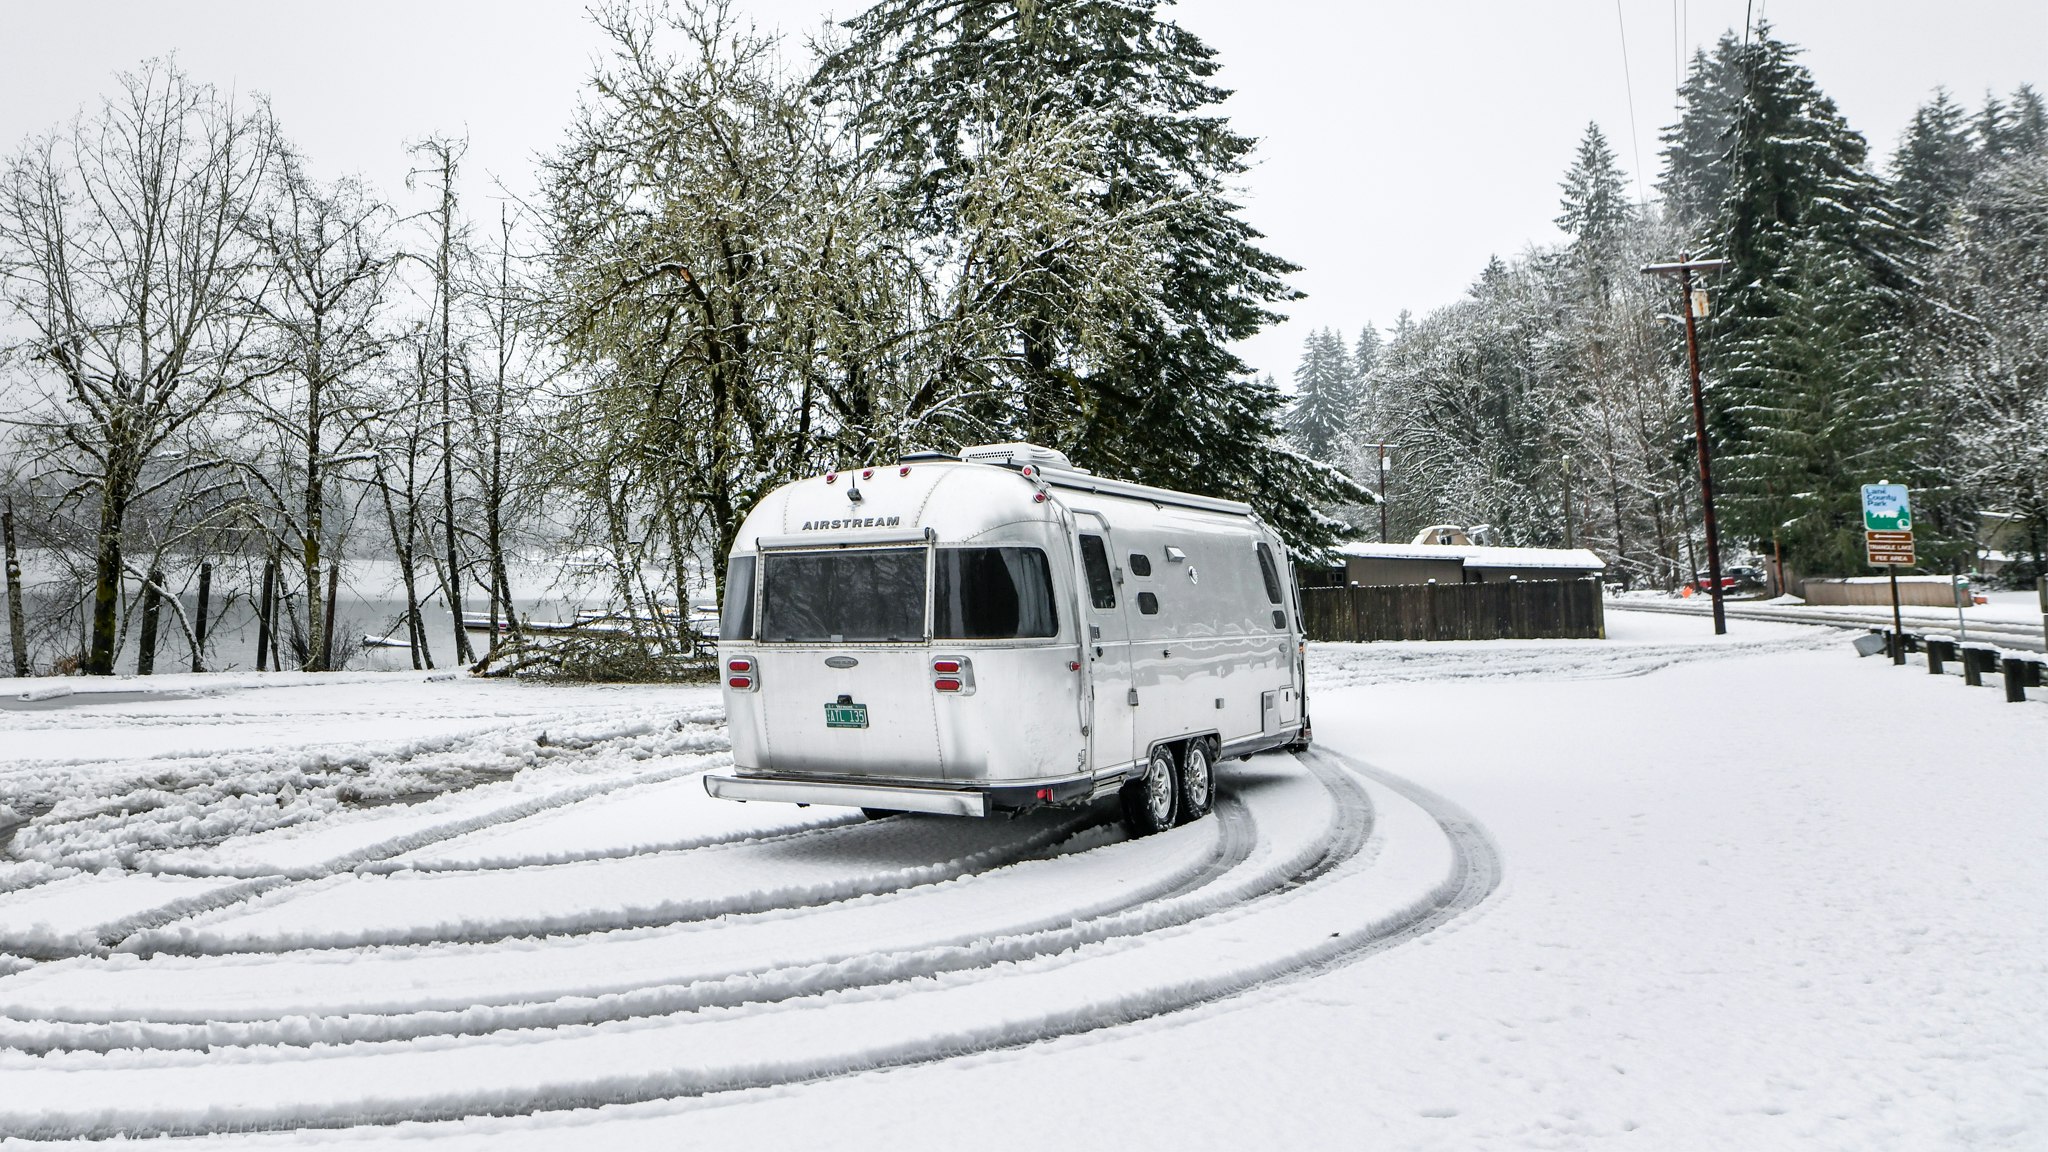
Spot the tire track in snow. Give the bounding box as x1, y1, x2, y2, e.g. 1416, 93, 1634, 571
0, 752, 1499, 1138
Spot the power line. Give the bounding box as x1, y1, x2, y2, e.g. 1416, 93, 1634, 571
1615, 0, 1649, 205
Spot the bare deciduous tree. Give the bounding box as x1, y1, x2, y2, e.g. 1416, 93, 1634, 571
239, 150, 394, 669
0, 62, 276, 674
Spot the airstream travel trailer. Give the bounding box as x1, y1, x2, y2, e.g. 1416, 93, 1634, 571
702, 443, 1309, 836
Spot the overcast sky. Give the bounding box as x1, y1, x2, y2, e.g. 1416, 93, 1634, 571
2, 1, 2041, 386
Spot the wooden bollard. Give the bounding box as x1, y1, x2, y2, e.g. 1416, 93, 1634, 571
2003, 658, 2029, 703
1926, 639, 1952, 675
1962, 647, 1991, 688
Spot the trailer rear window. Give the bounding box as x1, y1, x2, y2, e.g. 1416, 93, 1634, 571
759, 548, 927, 642
935, 548, 1058, 639
720, 555, 755, 640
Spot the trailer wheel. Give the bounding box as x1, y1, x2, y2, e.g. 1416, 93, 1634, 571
1177, 739, 1214, 823
1120, 746, 1180, 837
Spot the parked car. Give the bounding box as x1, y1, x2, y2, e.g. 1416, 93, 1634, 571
1695, 565, 1765, 593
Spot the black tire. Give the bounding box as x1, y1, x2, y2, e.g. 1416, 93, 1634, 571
1283, 711, 1313, 754
1177, 739, 1215, 824
860, 807, 902, 820
1119, 745, 1180, 837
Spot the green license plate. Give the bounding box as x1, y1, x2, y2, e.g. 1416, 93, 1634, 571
824, 703, 869, 729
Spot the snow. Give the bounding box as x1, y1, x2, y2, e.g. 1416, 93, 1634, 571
1334, 541, 1607, 569
0, 616, 2044, 1147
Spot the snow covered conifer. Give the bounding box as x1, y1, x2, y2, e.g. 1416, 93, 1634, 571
821, 0, 1362, 552
1556, 122, 1634, 248
1658, 36, 1747, 228
1284, 328, 1354, 461
1891, 90, 1977, 238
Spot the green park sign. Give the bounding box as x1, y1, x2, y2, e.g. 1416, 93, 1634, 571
1861, 484, 1911, 533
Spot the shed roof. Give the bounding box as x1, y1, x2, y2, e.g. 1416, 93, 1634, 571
1334, 541, 1606, 571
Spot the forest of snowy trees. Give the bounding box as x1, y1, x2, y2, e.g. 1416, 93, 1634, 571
0, 0, 1360, 677
4, 7, 2042, 679
1287, 25, 2048, 593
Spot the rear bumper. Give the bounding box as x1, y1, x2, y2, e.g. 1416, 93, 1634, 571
702, 771, 1098, 817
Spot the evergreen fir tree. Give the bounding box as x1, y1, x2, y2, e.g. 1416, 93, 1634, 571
819, 0, 1362, 552
1352, 325, 1382, 381
1891, 90, 1976, 237
1284, 328, 1354, 460
1719, 235, 1933, 574
1977, 85, 2048, 161
1658, 36, 1746, 227
1675, 24, 1922, 572
1556, 122, 1634, 247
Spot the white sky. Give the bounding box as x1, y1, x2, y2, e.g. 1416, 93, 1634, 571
2, 1, 2041, 387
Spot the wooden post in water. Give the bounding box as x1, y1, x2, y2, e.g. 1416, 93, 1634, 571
191, 562, 211, 672
3, 499, 27, 677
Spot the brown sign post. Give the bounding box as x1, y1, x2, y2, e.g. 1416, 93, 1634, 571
1862, 484, 1914, 663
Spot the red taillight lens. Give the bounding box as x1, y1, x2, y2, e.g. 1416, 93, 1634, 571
727, 658, 752, 673
728, 675, 752, 689
931, 659, 961, 674
862, 468, 874, 480
933, 677, 962, 692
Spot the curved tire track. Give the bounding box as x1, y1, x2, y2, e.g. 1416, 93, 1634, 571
0, 749, 1498, 1138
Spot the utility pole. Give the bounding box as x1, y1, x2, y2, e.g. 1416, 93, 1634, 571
1360, 442, 1395, 542
1643, 254, 1731, 634
1562, 455, 1575, 549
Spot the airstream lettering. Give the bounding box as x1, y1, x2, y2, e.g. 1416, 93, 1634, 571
703, 443, 1309, 836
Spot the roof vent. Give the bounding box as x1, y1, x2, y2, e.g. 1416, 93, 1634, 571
958, 442, 1074, 470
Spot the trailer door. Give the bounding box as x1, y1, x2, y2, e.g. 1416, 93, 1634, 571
1075, 524, 1137, 774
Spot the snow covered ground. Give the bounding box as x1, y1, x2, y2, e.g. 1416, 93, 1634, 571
1611, 588, 2047, 652
1, 611, 2044, 1148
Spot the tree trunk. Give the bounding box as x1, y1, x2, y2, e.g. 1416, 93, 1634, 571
256, 555, 277, 673
4, 499, 28, 677
321, 560, 340, 671
86, 479, 131, 676
303, 366, 325, 672
433, 148, 475, 667
137, 568, 163, 676
191, 561, 211, 672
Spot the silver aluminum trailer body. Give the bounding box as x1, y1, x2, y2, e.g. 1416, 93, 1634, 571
704, 444, 1308, 828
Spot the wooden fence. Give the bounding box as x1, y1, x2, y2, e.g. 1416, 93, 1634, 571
1299, 579, 1605, 643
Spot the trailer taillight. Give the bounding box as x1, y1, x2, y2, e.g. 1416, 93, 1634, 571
728, 658, 752, 673
930, 655, 975, 695
728, 675, 752, 689
727, 656, 757, 692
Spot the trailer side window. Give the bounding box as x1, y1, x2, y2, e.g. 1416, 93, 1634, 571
720, 554, 756, 641
1256, 542, 1284, 603
1136, 591, 1159, 615
1079, 535, 1116, 609
1128, 552, 1152, 577
935, 548, 1058, 639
